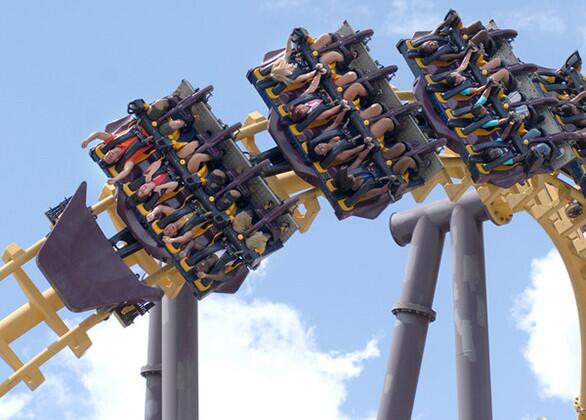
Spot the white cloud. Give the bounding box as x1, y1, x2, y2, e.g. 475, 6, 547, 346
498, 10, 566, 34
73, 315, 150, 420
200, 297, 380, 420
384, 0, 442, 37
3, 295, 379, 420
240, 257, 270, 296
513, 249, 580, 401
0, 393, 32, 420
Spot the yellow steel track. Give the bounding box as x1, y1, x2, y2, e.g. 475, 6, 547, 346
1, 112, 586, 418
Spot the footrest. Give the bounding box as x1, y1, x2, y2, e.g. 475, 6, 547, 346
37, 182, 163, 312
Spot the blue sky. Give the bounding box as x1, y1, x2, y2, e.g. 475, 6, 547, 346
0, 0, 585, 419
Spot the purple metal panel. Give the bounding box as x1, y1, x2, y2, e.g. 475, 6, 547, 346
116, 190, 173, 264
267, 110, 319, 186
105, 115, 133, 134
213, 264, 249, 294
36, 182, 163, 312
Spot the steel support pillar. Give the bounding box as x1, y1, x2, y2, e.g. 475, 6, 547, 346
162, 286, 198, 420
143, 302, 162, 420
377, 215, 444, 420
377, 191, 491, 420
451, 205, 493, 420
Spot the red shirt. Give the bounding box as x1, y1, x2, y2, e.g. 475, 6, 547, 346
105, 126, 151, 164
151, 172, 169, 187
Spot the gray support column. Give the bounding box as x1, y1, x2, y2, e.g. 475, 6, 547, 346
451, 206, 492, 420
377, 215, 445, 420
162, 286, 198, 420
143, 303, 162, 420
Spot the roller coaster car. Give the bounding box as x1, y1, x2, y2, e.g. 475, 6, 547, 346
398, 12, 577, 189
247, 21, 444, 219
82, 80, 298, 304
119, 82, 297, 298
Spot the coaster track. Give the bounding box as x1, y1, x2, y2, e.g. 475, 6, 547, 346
2, 12, 586, 419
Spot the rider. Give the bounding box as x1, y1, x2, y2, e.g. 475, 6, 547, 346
81, 125, 152, 184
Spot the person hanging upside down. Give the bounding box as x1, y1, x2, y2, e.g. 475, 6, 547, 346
287, 69, 348, 127
332, 142, 395, 203
264, 31, 352, 88
80, 125, 152, 184
195, 254, 228, 286
157, 118, 213, 173
133, 160, 179, 202
410, 11, 489, 64
444, 62, 513, 105
554, 91, 586, 127
146, 204, 211, 241
146, 89, 182, 120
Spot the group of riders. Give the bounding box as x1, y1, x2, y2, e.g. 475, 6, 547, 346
82, 90, 279, 291
402, 10, 586, 194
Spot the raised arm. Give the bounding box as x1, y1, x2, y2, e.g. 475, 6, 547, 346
431, 11, 458, 35
500, 118, 517, 141
107, 161, 135, 184
315, 103, 344, 123
81, 131, 111, 148
455, 48, 474, 74
179, 240, 204, 258
571, 91, 586, 103
199, 271, 228, 283
324, 102, 349, 130
285, 33, 293, 59
331, 145, 365, 166
143, 160, 162, 183
302, 71, 323, 96
164, 230, 193, 245
349, 142, 374, 170
439, 49, 468, 63
147, 204, 176, 221
294, 70, 317, 84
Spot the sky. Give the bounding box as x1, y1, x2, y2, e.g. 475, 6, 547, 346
0, 0, 585, 419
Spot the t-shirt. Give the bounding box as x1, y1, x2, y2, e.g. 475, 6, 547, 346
106, 127, 151, 164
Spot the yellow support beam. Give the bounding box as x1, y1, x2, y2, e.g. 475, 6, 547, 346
0, 311, 109, 398
0, 336, 44, 391
0, 288, 62, 344
0, 238, 46, 282
2, 244, 92, 358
